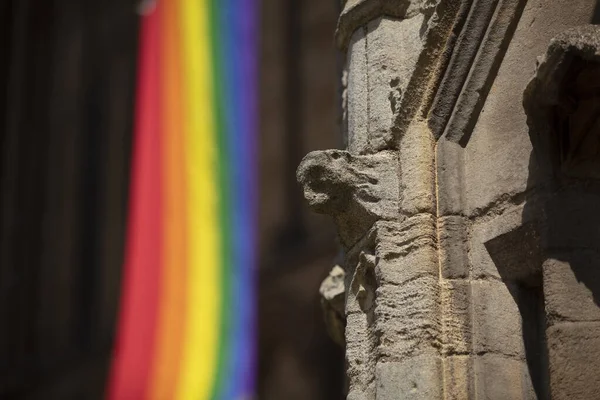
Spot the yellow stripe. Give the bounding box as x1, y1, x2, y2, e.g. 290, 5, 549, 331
176, 0, 221, 398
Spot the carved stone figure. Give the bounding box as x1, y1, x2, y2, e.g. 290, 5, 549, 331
297, 149, 398, 248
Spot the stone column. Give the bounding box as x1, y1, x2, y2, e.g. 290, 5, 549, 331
299, 0, 458, 398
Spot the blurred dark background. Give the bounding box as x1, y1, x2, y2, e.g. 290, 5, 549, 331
258, 0, 345, 398
0, 0, 344, 398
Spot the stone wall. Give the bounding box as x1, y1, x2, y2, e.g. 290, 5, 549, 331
298, 0, 600, 398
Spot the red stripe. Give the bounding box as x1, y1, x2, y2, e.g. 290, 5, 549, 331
106, 6, 162, 399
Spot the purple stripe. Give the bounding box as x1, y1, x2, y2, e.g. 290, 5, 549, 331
238, 0, 259, 395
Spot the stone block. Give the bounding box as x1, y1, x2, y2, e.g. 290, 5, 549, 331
473, 354, 536, 399
438, 216, 468, 279
443, 355, 474, 400
374, 217, 437, 286
470, 204, 540, 280
346, 14, 428, 154
347, 27, 368, 154
484, 221, 542, 285
441, 280, 471, 355
375, 356, 443, 400
547, 322, 600, 400
374, 278, 440, 361
472, 280, 525, 358
398, 122, 436, 216
346, 311, 377, 396
436, 139, 465, 216
365, 15, 425, 153
376, 243, 438, 286
544, 254, 600, 324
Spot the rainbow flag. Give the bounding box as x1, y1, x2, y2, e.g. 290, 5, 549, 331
106, 0, 257, 399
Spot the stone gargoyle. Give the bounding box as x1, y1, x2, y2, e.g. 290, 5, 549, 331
296, 149, 399, 249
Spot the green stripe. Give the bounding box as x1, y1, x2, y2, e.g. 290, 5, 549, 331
209, 1, 232, 398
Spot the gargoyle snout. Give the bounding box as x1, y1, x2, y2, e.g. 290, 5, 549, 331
296, 150, 350, 214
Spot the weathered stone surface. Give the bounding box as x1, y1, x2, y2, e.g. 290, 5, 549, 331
399, 122, 436, 216
470, 204, 541, 280
436, 139, 465, 216
345, 14, 430, 154
297, 149, 399, 248
438, 216, 468, 279
547, 322, 600, 400
443, 355, 474, 400
335, 0, 438, 50
472, 280, 524, 358
483, 220, 542, 285
346, 248, 377, 316
375, 356, 443, 400
346, 311, 377, 399
298, 0, 600, 397
544, 254, 600, 324
377, 242, 438, 284
374, 216, 437, 285
364, 16, 425, 153
320, 265, 347, 346
428, 0, 504, 140
347, 28, 369, 154
374, 278, 440, 361
442, 0, 528, 144
441, 279, 471, 355
524, 25, 600, 179
473, 354, 536, 399
464, 0, 596, 214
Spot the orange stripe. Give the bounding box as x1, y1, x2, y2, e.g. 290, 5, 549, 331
149, 0, 187, 397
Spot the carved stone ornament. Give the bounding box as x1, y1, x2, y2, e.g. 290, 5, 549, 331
296, 149, 399, 248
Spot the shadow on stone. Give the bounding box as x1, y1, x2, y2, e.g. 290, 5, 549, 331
519, 24, 600, 399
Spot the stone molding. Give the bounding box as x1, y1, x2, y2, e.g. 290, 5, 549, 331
428, 0, 527, 144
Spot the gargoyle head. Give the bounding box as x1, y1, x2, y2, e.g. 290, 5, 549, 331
297, 149, 399, 248
296, 150, 355, 215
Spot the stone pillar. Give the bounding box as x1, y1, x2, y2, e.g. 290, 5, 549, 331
299, 0, 454, 397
